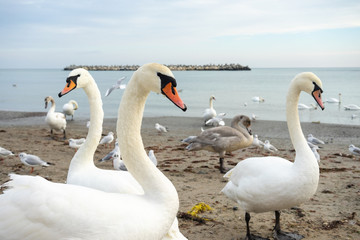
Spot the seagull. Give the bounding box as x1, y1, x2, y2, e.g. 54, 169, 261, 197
114, 150, 157, 171
68, 138, 86, 151
181, 136, 197, 143
251, 113, 258, 121
263, 140, 278, 153
310, 144, 320, 163
307, 134, 325, 145
252, 134, 265, 149
86, 121, 91, 128
0, 147, 14, 157
19, 152, 53, 173
155, 123, 168, 133
99, 131, 114, 148
104, 76, 127, 97
349, 144, 360, 156
99, 141, 120, 163
298, 103, 317, 110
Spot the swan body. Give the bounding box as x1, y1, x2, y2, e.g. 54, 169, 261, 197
62, 100, 78, 120
221, 72, 325, 239
44, 96, 66, 139
344, 104, 360, 111
202, 95, 217, 123
0, 64, 187, 240
205, 112, 226, 127
298, 103, 317, 110
186, 115, 253, 173
325, 93, 341, 103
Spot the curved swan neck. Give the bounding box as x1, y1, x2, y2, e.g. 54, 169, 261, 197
117, 72, 178, 200
48, 99, 56, 113
70, 78, 103, 168
286, 82, 314, 165
209, 97, 214, 109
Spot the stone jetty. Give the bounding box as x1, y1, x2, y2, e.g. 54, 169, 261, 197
64, 64, 251, 71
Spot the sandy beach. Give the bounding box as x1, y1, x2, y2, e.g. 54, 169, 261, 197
0, 111, 359, 239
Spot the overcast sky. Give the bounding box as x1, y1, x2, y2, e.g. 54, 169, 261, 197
0, 0, 359, 68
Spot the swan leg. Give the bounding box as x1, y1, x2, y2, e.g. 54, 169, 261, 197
219, 157, 229, 173
244, 212, 269, 240
50, 129, 54, 139
63, 129, 66, 140
273, 211, 304, 240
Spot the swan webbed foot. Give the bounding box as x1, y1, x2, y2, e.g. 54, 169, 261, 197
273, 211, 304, 240
273, 230, 304, 240
244, 234, 269, 240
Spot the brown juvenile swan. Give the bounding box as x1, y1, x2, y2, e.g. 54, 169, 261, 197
185, 115, 253, 173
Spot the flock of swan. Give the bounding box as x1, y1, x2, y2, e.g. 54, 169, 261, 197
0, 64, 357, 239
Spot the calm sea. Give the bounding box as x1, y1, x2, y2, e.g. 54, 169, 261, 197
0, 68, 359, 125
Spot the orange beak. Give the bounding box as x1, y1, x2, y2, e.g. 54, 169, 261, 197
312, 89, 324, 110
58, 79, 77, 97
161, 83, 187, 111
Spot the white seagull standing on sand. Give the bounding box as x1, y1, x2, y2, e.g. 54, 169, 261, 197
307, 134, 325, 145
19, 152, 53, 173
155, 123, 168, 133
99, 131, 114, 148
0, 147, 14, 157
114, 150, 158, 171
252, 135, 265, 149
263, 140, 278, 153
99, 141, 120, 163
104, 76, 127, 97
68, 138, 86, 151
349, 144, 360, 157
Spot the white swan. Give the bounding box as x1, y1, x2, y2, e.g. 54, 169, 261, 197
298, 103, 317, 110
44, 96, 67, 139
202, 95, 217, 123
221, 72, 325, 239
62, 100, 79, 120
344, 104, 360, 111
0, 64, 187, 240
325, 93, 341, 103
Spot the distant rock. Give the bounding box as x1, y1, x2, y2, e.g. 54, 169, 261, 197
64, 64, 251, 71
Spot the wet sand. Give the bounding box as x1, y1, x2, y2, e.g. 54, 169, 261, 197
0, 111, 359, 239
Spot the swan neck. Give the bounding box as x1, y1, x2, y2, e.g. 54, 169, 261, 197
117, 75, 178, 200
286, 83, 314, 165
209, 98, 214, 109
70, 79, 103, 169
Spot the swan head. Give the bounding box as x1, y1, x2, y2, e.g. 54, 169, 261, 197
136, 63, 187, 111
234, 115, 252, 135
293, 72, 325, 110
44, 96, 54, 109
58, 68, 91, 97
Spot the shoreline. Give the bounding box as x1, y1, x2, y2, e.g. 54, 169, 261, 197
1, 110, 359, 140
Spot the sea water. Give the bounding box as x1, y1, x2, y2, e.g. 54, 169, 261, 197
0, 68, 359, 125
